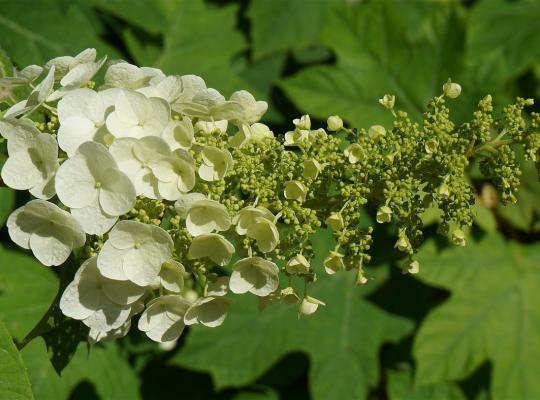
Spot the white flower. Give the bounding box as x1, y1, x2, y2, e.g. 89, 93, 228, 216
368, 125, 386, 141
5, 66, 55, 117
443, 79, 461, 99
376, 206, 392, 223
174, 192, 207, 218
47, 57, 106, 101
325, 212, 344, 231
60, 257, 141, 332
1, 121, 58, 199
109, 136, 171, 199
284, 129, 309, 146
156, 260, 185, 293
248, 217, 279, 253
104, 62, 163, 89
55, 141, 136, 234
323, 251, 345, 275
45, 48, 97, 80
138, 295, 191, 343
0, 64, 42, 87
161, 118, 194, 150
229, 123, 273, 148
233, 206, 274, 235
327, 115, 343, 131
406, 260, 420, 274
198, 146, 233, 182
185, 199, 231, 236
280, 287, 300, 305
7, 200, 86, 266
138, 75, 184, 103
284, 181, 307, 202
152, 150, 196, 201
106, 89, 170, 139
344, 143, 365, 164
57, 88, 115, 156
379, 94, 395, 109
206, 276, 230, 297
184, 296, 231, 327
229, 257, 279, 297
188, 233, 235, 266
194, 119, 228, 135
178, 88, 236, 120
302, 159, 322, 180
228, 90, 268, 124
285, 254, 310, 275
299, 296, 325, 316
97, 220, 174, 286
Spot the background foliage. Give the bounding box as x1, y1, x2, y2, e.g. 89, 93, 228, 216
1, 0, 540, 399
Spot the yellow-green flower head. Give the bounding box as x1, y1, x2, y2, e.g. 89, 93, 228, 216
302, 159, 323, 180
184, 296, 231, 328
368, 125, 386, 141
378, 94, 395, 109
324, 251, 345, 275
327, 115, 343, 132
325, 212, 344, 231
344, 143, 365, 164
186, 198, 231, 236
376, 206, 393, 224
230, 257, 280, 297
299, 295, 325, 316
188, 233, 235, 266
293, 114, 311, 130
198, 146, 234, 182
285, 254, 311, 275
443, 79, 461, 99
284, 180, 308, 202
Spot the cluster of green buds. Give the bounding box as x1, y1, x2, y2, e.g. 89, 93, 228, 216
1, 50, 538, 345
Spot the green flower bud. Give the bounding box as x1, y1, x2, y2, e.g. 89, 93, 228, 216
327, 115, 343, 132
425, 139, 439, 154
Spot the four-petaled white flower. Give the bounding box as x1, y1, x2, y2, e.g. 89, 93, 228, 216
7, 200, 86, 266
198, 146, 233, 182
155, 260, 185, 293
1, 119, 58, 199
106, 89, 170, 139
188, 233, 235, 266
137, 295, 191, 343
60, 257, 144, 332
161, 118, 194, 150
57, 88, 118, 156
97, 220, 174, 286
151, 150, 196, 201
104, 62, 163, 89
229, 257, 279, 297
228, 90, 268, 125
184, 296, 231, 327
55, 141, 136, 234
284, 180, 307, 202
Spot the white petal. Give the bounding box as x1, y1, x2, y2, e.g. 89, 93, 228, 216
71, 202, 117, 235
29, 229, 72, 266
99, 168, 136, 216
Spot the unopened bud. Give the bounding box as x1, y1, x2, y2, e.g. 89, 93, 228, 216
443, 79, 461, 99
379, 94, 395, 109
327, 115, 343, 132
368, 125, 386, 141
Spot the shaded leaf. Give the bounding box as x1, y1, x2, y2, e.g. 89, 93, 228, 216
414, 235, 540, 400
0, 319, 34, 400
387, 369, 466, 400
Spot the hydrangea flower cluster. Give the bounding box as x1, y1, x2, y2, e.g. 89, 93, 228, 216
1, 50, 539, 344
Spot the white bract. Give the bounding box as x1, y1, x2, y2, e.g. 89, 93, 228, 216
229, 257, 279, 297
185, 199, 231, 236
60, 257, 143, 332
106, 89, 170, 139
161, 118, 194, 150
97, 220, 174, 286
1, 120, 58, 199
324, 251, 345, 275
284, 181, 307, 202
151, 150, 196, 201
198, 146, 233, 182
227, 90, 268, 125
184, 296, 231, 327
57, 88, 114, 156
156, 260, 185, 293
299, 296, 325, 316
285, 254, 310, 275
7, 200, 86, 266
188, 234, 235, 266
137, 295, 191, 343
55, 141, 136, 234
